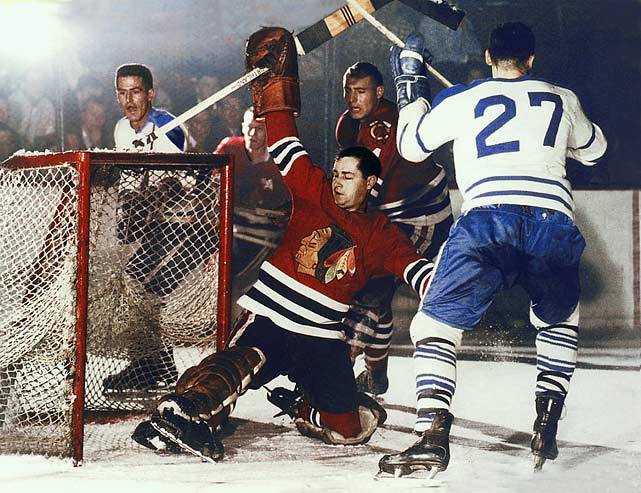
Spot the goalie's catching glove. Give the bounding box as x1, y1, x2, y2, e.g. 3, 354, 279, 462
245, 27, 301, 117
390, 32, 433, 110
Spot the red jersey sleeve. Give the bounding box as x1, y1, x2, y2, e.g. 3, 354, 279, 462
367, 217, 433, 298
264, 111, 327, 200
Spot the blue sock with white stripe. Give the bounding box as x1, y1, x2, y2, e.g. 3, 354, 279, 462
535, 324, 578, 397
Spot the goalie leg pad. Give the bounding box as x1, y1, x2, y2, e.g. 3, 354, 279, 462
294, 392, 387, 445
173, 346, 266, 420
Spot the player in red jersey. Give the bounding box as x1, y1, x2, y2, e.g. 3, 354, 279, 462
337, 62, 453, 394
132, 27, 433, 461
215, 107, 291, 278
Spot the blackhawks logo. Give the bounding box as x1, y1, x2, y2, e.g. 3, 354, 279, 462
295, 224, 356, 283
369, 119, 392, 143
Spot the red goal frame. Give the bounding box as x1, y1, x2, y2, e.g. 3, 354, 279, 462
1, 151, 234, 465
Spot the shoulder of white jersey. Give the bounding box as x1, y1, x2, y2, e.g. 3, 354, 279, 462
114, 116, 128, 130
150, 107, 187, 151
149, 107, 179, 127
431, 78, 491, 108
113, 117, 131, 148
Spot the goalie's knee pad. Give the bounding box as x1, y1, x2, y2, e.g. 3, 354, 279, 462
294, 393, 387, 446
173, 346, 266, 421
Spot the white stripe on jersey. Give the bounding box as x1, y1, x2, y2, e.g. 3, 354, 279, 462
403, 259, 433, 298
397, 76, 607, 219
268, 136, 308, 176
260, 262, 349, 312
236, 262, 351, 340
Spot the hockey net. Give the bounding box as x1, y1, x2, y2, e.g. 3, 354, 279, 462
0, 151, 233, 462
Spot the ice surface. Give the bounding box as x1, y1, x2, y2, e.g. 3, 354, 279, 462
1, 356, 639, 493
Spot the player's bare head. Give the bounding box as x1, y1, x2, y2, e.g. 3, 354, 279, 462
115, 63, 154, 91
487, 22, 535, 73
115, 64, 155, 129
343, 62, 384, 120
331, 146, 380, 212
337, 146, 381, 179
343, 62, 384, 88
242, 106, 268, 161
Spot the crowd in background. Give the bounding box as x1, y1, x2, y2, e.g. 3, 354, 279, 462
0, 64, 251, 161
0, 52, 609, 188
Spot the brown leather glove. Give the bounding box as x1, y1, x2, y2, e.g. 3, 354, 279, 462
245, 27, 301, 117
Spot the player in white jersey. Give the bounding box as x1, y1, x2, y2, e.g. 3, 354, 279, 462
379, 23, 607, 477
104, 64, 192, 393
113, 63, 186, 152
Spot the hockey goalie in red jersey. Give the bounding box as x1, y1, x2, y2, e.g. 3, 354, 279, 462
132, 27, 433, 461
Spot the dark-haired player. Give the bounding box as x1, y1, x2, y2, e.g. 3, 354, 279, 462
113, 63, 186, 152
379, 22, 607, 476
132, 27, 433, 461
337, 61, 453, 395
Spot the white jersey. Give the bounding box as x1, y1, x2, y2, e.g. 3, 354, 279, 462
114, 107, 187, 152
398, 76, 607, 218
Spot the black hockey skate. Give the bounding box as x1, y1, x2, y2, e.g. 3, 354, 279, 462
265, 386, 303, 418
531, 393, 564, 471
103, 351, 178, 393
378, 409, 453, 478
355, 369, 389, 396
132, 395, 224, 463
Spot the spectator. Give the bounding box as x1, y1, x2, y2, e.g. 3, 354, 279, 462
0, 122, 21, 161
8, 71, 57, 150
186, 109, 219, 153
210, 94, 245, 144
65, 98, 110, 150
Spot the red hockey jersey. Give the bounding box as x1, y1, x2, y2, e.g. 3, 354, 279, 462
214, 136, 290, 211
335, 99, 451, 225
237, 111, 432, 340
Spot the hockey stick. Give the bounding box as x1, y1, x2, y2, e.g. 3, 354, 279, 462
345, 0, 453, 88
133, 67, 269, 150
295, 0, 464, 55
399, 0, 464, 31
295, 0, 394, 55
138, 1, 458, 148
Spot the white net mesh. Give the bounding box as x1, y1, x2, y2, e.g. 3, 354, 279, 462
0, 156, 227, 458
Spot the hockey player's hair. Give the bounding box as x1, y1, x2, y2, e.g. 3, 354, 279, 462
115, 63, 154, 91
343, 62, 384, 87
336, 145, 381, 179
488, 22, 535, 72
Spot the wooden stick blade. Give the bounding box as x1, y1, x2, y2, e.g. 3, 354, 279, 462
295, 0, 394, 55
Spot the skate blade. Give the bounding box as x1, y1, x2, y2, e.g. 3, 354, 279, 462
533, 454, 547, 471
149, 420, 218, 463
376, 464, 440, 480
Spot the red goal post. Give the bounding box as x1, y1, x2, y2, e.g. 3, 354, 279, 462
0, 151, 233, 464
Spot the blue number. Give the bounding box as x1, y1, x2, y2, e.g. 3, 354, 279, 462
528, 92, 563, 147
474, 92, 565, 157
474, 95, 519, 158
